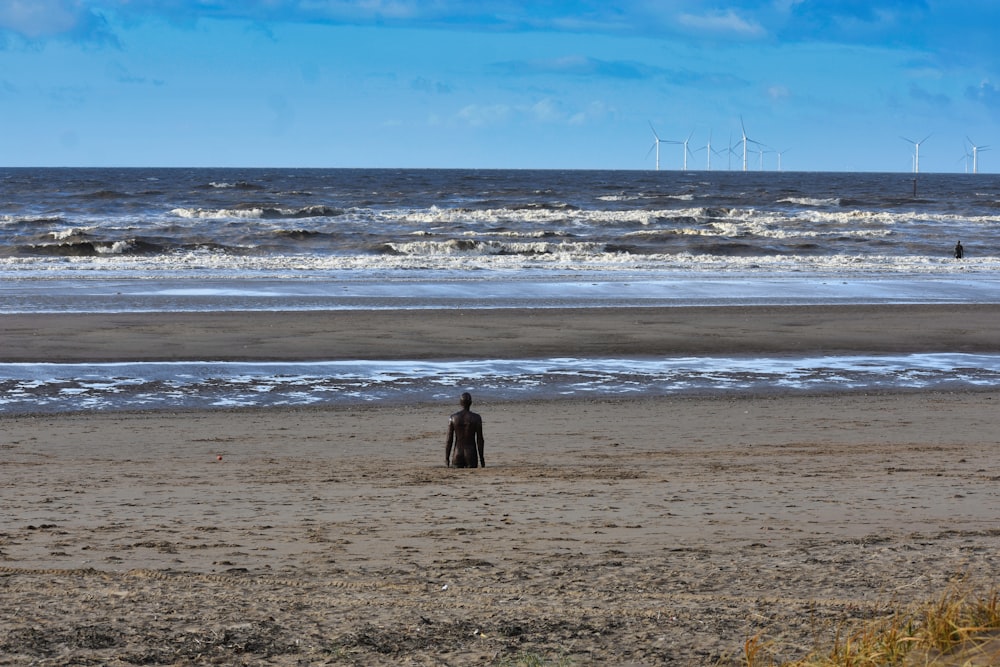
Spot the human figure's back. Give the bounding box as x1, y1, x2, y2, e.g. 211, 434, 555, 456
446, 393, 485, 468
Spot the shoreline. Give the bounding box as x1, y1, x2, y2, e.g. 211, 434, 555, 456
3, 303, 1000, 362
2, 383, 999, 420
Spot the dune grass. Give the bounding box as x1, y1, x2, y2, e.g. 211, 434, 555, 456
744, 587, 1000, 667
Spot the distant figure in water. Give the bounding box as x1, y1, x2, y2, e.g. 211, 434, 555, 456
446, 392, 485, 468
955, 241, 964, 259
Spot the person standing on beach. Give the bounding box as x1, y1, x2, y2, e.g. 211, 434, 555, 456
955, 241, 964, 259
446, 392, 485, 468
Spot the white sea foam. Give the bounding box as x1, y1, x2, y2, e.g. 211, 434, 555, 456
171, 207, 266, 219
2, 250, 999, 276
50, 226, 95, 240
95, 240, 135, 254
384, 239, 606, 256
596, 194, 642, 202
486, 230, 572, 238
778, 197, 842, 207
1, 214, 65, 225
702, 220, 893, 240
160, 203, 1000, 242
397, 205, 991, 230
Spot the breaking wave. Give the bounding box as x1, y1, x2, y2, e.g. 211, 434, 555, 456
171, 205, 344, 219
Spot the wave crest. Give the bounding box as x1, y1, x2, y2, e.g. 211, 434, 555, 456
379, 239, 606, 256
171, 205, 344, 220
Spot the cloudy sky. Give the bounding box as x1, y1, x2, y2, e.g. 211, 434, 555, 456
1, 1, 998, 172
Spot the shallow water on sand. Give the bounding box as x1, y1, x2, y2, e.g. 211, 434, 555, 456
3, 353, 999, 414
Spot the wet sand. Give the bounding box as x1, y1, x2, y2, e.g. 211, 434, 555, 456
1, 305, 999, 665
2, 303, 1000, 362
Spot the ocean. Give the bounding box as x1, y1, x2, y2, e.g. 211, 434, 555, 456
3, 167, 1000, 413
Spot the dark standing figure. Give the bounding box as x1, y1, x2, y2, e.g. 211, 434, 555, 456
446, 392, 485, 468
955, 241, 964, 259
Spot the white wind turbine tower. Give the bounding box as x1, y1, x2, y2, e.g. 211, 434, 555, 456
757, 146, 771, 170
901, 134, 931, 173
775, 148, 789, 172
681, 130, 695, 171
958, 148, 971, 173
647, 122, 681, 171
696, 131, 724, 171
957, 146, 977, 173
647, 122, 664, 171
967, 137, 990, 174
700, 131, 719, 171
739, 116, 762, 172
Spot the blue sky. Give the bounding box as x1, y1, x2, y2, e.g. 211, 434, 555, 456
1, 1, 999, 172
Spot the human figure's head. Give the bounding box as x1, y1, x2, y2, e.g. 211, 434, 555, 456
460, 392, 472, 408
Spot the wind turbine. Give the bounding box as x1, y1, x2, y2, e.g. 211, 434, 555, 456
647, 122, 681, 171
647, 122, 663, 171
740, 116, 763, 172
958, 148, 972, 173
966, 137, 990, 174
698, 131, 722, 171
757, 146, 774, 171
901, 134, 931, 173
775, 148, 789, 172
681, 130, 695, 171
726, 132, 739, 171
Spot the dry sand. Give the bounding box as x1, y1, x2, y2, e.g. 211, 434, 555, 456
1, 305, 999, 665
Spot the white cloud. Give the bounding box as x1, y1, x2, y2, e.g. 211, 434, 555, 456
455, 97, 613, 128
456, 103, 511, 127
0, 0, 116, 44
677, 9, 765, 38
768, 85, 789, 100
570, 100, 614, 126
966, 79, 1000, 109
0, 0, 83, 38
529, 98, 561, 123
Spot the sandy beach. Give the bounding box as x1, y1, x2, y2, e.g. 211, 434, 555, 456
2, 304, 1000, 362
2, 305, 1000, 665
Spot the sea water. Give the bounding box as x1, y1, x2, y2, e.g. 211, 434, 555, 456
2, 168, 999, 412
